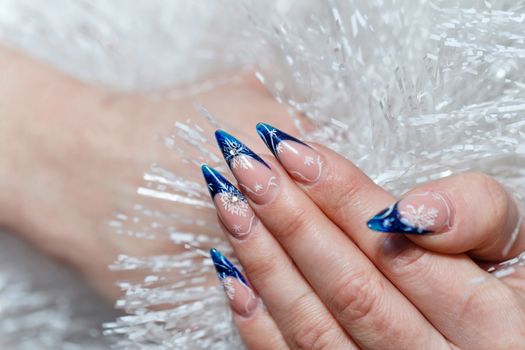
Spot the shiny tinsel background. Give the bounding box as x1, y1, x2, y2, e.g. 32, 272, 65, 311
1, 0, 525, 349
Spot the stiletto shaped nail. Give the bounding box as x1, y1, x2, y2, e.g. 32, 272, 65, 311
367, 192, 453, 234
256, 123, 323, 184
202, 165, 256, 238
210, 248, 258, 317
215, 130, 279, 204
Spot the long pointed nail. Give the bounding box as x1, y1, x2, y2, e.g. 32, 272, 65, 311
367, 192, 453, 234
202, 165, 256, 238
210, 248, 258, 317
215, 130, 279, 204
256, 123, 323, 184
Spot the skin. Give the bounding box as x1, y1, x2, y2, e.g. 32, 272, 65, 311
0, 47, 296, 300
1, 47, 524, 348
220, 138, 525, 349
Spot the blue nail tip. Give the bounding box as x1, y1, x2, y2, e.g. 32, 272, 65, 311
201, 164, 247, 201
215, 130, 270, 170
255, 122, 309, 157
210, 248, 248, 285
367, 202, 431, 235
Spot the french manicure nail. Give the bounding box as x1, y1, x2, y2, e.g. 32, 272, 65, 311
367, 192, 453, 234
210, 248, 258, 317
215, 130, 279, 204
256, 123, 323, 184
202, 165, 256, 238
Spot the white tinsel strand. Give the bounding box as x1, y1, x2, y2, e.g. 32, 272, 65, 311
0, 232, 115, 350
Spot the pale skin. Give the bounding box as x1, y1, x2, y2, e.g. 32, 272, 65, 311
0, 47, 524, 348
0, 47, 293, 300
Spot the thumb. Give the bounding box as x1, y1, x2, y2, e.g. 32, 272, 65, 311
367, 172, 524, 262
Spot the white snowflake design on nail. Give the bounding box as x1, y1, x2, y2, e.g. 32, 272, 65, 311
222, 138, 251, 169
240, 177, 278, 198
400, 205, 438, 230
222, 278, 236, 300
268, 129, 278, 138
304, 156, 314, 166
231, 155, 253, 170
276, 143, 284, 154
290, 155, 323, 183
219, 191, 248, 216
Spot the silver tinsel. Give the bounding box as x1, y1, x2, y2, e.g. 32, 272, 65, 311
1, 0, 525, 349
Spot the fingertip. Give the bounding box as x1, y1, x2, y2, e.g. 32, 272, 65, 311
393, 173, 525, 261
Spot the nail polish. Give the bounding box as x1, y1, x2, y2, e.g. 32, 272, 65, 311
202, 165, 256, 238
367, 192, 452, 234
256, 123, 323, 184
210, 248, 258, 317
215, 130, 279, 204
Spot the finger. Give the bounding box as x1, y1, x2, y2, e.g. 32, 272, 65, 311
214, 130, 450, 349
234, 308, 289, 350
368, 172, 525, 261
234, 308, 290, 350
254, 123, 525, 348
203, 166, 355, 349
209, 249, 289, 350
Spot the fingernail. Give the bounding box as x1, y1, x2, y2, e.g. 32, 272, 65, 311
215, 130, 279, 204
367, 192, 453, 234
202, 165, 256, 238
210, 248, 258, 317
256, 123, 323, 184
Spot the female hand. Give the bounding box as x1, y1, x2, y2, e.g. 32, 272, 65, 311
203, 124, 525, 349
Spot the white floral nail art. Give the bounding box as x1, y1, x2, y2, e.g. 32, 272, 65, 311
400, 205, 438, 230
222, 278, 236, 300
368, 192, 451, 234
219, 192, 249, 217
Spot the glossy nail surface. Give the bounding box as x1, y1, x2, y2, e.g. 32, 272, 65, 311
256, 123, 323, 184
210, 248, 258, 317
367, 192, 452, 234
215, 130, 278, 204
202, 165, 256, 238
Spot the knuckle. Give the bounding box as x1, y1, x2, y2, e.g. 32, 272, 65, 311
329, 176, 364, 215
291, 316, 339, 350
329, 270, 385, 325
459, 279, 502, 322
241, 254, 278, 290
270, 206, 311, 242
326, 176, 375, 228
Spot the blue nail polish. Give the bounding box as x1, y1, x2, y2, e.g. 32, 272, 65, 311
367, 202, 432, 235
215, 130, 270, 170
201, 164, 247, 201
255, 122, 309, 157
210, 248, 248, 285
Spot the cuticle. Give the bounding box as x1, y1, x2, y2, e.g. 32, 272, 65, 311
234, 301, 260, 320
231, 217, 259, 242
433, 190, 455, 230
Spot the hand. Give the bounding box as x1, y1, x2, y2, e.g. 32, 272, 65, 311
0, 47, 298, 301
203, 125, 525, 349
